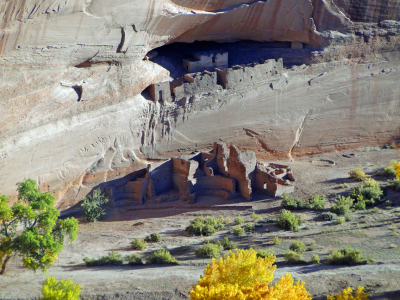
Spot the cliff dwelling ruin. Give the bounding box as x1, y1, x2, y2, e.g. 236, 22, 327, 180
108, 143, 295, 207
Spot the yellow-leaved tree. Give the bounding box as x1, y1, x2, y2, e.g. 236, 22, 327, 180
327, 287, 369, 300
190, 248, 311, 300
396, 161, 400, 178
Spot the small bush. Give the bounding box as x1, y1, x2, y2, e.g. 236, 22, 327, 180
218, 237, 237, 250
40, 276, 81, 300
242, 223, 255, 232
307, 241, 315, 251
250, 212, 261, 221
336, 217, 345, 224
233, 225, 245, 237
256, 249, 273, 258
284, 250, 305, 264
389, 177, 400, 191
321, 212, 337, 221
281, 193, 310, 210
350, 178, 384, 207
83, 251, 123, 267
328, 287, 370, 300
186, 216, 224, 236
349, 168, 368, 181
327, 247, 368, 265
330, 196, 353, 215
379, 160, 398, 177
131, 238, 147, 250
311, 254, 320, 264
289, 241, 305, 254
146, 249, 179, 265
149, 233, 162, 242
234, 216, 244, 225
81, 188, 109, 222
277, 210, 304, 231
309, 195, 325, 210
345, 214, 352, 222
195, 243, 222, 258
219, 215, 231, 224
258, 216, 277, 224
124, 253, 143, 265
272, 236, 282, 245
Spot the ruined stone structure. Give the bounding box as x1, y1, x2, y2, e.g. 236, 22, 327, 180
182, 51, 228, 73
110, 143, 295, 206
147, 58, 283, 103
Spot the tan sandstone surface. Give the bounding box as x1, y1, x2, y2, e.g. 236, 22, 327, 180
0, 0, 400, 209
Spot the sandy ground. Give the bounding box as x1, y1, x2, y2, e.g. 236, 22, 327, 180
1, 148, 400, 300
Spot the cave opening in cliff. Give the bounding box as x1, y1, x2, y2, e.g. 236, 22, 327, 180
147, 39, 313, 80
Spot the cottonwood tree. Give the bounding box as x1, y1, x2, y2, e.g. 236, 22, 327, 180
0, 179, 78, 274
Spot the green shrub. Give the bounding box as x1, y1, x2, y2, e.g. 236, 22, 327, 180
250, 212, 261, 221
349, 168, 368, 181
83, 251, 123, 267
272, 236, 282, 245
307, 241, 315, 251
40, 276, 81, 300
149, 233, 162, 242
124, 253, 143, 265
258, 216, 277, 224
311, 254, 320, 264
321, 212, 337, 221
146, 249, 179, 265
380, 160, 398, 177
277, 210, 304, 231
309, 195, 325, 210
284, 250, 305, 264
327, 247, 368, 265
330, 196, 353, 215
336, 217, 345, 224
256, 249, 273, 259
219, 215, 231, 224
289, 241, 305, 254
131, 238, 147, 250
186, 216, 224, 236
218, 237, 237, 250
350, 178, 384, 207
389, 177, 400, 191
233, 225, 245, 236
234, 216, 244, 225
242, 223, 255, 232
281, 193, 310, 210
195, 243, 222, 258
344, 214, 352, 221
81, 188, 109, 222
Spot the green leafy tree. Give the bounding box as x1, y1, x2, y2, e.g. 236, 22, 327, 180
0, 179, 78, 274
81, 188, 109, 221
40, 276, 81, 300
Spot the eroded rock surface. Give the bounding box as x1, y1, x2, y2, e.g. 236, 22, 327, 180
0, 0, 400, 207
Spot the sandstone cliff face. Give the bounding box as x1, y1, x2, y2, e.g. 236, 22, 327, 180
0, 0, 399, 207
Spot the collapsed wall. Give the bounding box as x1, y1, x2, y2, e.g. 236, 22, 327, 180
109, 143, 295, 206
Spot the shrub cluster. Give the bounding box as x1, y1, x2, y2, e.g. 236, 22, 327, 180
272, 236, 282, 245
377, 160, 398, 177
284, 250, 305, 264
146, 249, 179, 265
131, 238, 147, 250
277, 210, 305, 231
145, 232, 162, 242
349, 178, 384, 208
330, 196, 353, 215
321, 212, 337, 221
281, 193, 325, 211
218, 237, 237, 250
311, 254, 320, 264
250, 212, 261, 221
83, 251, 123, 266
186, 216, 225, 236
195, 243, 222, 258
233, 225, 245, 236
124, 253, 143, 265
289, 241, 305, 254
234, 216, 244, 225
256, 249, 273, 259
242, 223, 255, 232
349, 168, 369, 181
327, 247, 372, 265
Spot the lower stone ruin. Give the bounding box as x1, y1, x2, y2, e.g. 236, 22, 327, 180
110, 143, 295, 206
